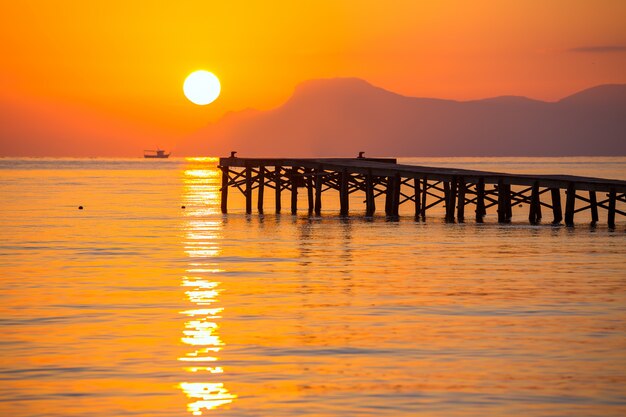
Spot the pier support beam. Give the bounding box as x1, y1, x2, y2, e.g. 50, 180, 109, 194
529, 181, 541, 225
290, 169, 298, 215
475, 178, 485, 222
565, 183, 576, 227
340, 169, 349, 216
307, 169, 314, 214
245, 166, 252, 214
449, 179, 457, 222
608, 188, 616, 229
220, 167, 229, 214
505, 184, 513, 221
365, 171, 375, 217
257, 166, 265, 214
421, 177, 428, 220
275, 166, 282, 214
414, 177, 421, 220
385, 176, 393, 216
443, 181, 450, 220
391, 174, 401, 217
497, 180, 511, 223
314, 168, 322, 215
589, 191, 598, 226
456, 178, 465, 223
551, 188, 562, 224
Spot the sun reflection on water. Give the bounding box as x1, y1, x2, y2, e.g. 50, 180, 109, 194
178, 158, 236, 414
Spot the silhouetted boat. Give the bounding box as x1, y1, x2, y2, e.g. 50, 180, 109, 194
144, 149, 170, 159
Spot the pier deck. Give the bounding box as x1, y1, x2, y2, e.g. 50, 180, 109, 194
218, 156, 626, 228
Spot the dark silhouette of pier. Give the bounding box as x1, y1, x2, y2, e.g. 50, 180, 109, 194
218, 155, 626, 228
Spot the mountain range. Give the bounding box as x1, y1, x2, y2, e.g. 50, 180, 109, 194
179, 78, 626, 157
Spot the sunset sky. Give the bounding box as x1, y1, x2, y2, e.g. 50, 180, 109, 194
1, 0, 625, 156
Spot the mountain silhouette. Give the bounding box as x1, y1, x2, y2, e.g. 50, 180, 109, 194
180, 78, 626, 157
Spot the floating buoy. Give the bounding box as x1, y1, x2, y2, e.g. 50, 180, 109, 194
181, 205, 186, 209
78, 206, 83, 210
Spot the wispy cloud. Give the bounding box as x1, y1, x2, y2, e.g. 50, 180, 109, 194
568, 45, 626, 53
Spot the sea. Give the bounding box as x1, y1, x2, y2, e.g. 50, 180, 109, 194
1, 157, 625, 417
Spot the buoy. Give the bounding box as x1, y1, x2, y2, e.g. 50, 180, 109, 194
181, 205, 186, 209
78, 206, 83, 210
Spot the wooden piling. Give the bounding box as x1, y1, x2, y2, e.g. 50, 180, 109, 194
565, 183, 576, 226
314, 168, 322, 215
446, 179, 457, 222
550, 188, 562, 224
392, 174, 401, 217
245, 166, 252, 214
414, 177, 421, 220
220, 167, 228, 214
385, 176, 394, 216
536, 192, 543, 222
457, 178, 465, 223
340, 169, 349, 216
257, 166, 265, 214
307, 169, 314, 214
504, 184, 512, 221
443, 181, 451, 220
290, 168, 298, 215
365, 171, 375, 217
421, 177, 428, 219
497, 180, 507, 223
529, 181, 540, 224
275, 166, 282, 214
608, 188, 616, 229
476, 178, 485, 222
589, 191, 598, 226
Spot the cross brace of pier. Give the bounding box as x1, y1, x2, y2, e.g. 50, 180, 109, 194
218, 157, 626, 228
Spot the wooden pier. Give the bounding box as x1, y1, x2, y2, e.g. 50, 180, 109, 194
218, 155, 626, 228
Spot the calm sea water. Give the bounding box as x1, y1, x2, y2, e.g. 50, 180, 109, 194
1, 157, 625, 417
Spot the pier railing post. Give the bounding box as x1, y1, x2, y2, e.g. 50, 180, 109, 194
220, 167, 229, 214
565, 183, 576, 226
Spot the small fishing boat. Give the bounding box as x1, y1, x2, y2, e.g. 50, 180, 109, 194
144, 149, 170, 159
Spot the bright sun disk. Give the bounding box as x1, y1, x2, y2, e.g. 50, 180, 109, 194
184, 71, 221, 105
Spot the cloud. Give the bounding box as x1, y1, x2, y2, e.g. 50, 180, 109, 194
568, 45, 626, 53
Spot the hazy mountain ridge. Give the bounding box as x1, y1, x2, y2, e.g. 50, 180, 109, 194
180, 78, 626, 157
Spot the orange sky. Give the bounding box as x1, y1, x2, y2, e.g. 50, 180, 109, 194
1, 1, 625, 155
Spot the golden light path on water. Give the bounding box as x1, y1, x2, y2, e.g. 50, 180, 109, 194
178, 157, 236, 415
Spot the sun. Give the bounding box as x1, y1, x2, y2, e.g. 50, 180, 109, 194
183, 70, 221, 105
